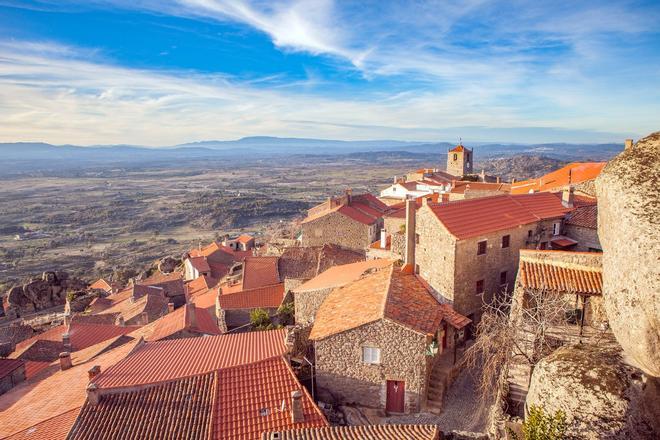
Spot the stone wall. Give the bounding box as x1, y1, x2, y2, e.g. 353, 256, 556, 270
315, 319, 430, 413
564, 225, 601, 252
224, 307, 278, 329
0, 364, 25, 396
294, 287, 333, 325
301, 212, 375, 250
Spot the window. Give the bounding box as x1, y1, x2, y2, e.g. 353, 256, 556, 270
415, 264, 420, 274
415, 233, 420, 244
362, 346, 381, 364
476, 279, 485, 295
500, 271, 508, 285
502, 235, 510, 248
528, 230, 533, 238
453, 153, 458, 161
553, 222, 561, 236
477, 240, 487, 255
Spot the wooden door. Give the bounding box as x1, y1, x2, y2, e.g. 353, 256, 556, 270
386, 380, 405, 413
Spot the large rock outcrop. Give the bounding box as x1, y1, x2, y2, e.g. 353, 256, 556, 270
526, 345, 658, 439
596, 132, 660, 377
4, 271, 88, 318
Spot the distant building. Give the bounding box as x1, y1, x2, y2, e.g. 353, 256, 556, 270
447, 143, 473, 176
222, 234, 255, 252
510, 162, 606, 194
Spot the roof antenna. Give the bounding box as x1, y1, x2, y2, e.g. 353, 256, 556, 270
458, 136, 462, 146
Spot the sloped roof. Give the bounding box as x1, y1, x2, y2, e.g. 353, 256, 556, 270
385, 193, 441, 219
267, 424, 440, 440
0, 358, 24, 379
88, 279, 116, 293
450, 181, 511, 194
186, 275, 219, 297
70, 372, 215, 440
188, 255, 212, 273
302, 193, 388, 225
236, 234, 255, 244
294, 259, 393, 293
242, 256, 281, 290
310, 264, 469, 340
278, 244, 364, 281
218, 283, 285, 310
518, 251, 602, 295
428, 192, 572, 239
565, 204, 598, 229
213, 357, 327, 439
337, 204, 379, 225
449, 144, 467, 152
510, 162, 606, 194
147, 303, 221, 341
0, 340, 138, 438
137, 271, 185, 297
97, 292, 169, 323
93, 329, 287, 389
4, 407, 81, 440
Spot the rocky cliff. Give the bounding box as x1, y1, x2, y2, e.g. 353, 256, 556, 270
596, 132, 660, 377
4, 271, 88, 318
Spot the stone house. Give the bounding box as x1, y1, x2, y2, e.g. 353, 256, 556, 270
300, 190, 390, 250
183, 240, 252, 281
222, 234, 256, 252
215, 283, 288, 331
0, 359, 25, 396
563, 204, 601, 251
310, 262, 469, 414
147, 303, 222, 341
408, 192, 574, 322
292, 258, 393, 325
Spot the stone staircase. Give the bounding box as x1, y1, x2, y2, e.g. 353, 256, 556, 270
506, 361, 531, 417
425, 355, 454, 415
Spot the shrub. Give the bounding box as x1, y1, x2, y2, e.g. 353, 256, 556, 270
250, 308, 272, 330
508, 405, 567, 440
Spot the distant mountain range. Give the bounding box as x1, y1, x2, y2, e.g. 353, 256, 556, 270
0, 136, 622, 172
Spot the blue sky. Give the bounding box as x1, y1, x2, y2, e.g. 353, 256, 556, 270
0, 0, 659, 145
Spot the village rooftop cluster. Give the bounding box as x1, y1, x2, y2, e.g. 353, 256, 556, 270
0, 142, 615, 439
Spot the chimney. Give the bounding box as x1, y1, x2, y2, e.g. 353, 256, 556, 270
480, 169, 486, 181
393, 175, 398, 184
404, 199, 416, 269
116, 316, 125, 327
59, 352, 72, 370
562, 186, 575, 208
62, 333, 71, 352
186, 303, 197, 329
380, 229, 387, 249
167, 302, 175, 313
140, 311, 149, 326
345, 188, 352, 204
291, 390, 304, 423
511, 178, 516, 184
87, 383, 100, 406
496, 176, 500, 184
625, 139, 634, 150
88, 365, 101, 381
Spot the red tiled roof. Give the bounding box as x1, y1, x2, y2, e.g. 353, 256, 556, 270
268, 424, 441, 439
189, 255, 212, 273
0, 358, 24, 379
385, 194, 441, 219
93, 329, 288, 389
310, 263, 469, 340
89, 278, 115, 293
187, 275, 219, 297
213, 357, 327, 440
565, 204, 598, 229
277, 245, 364, 281
337, 204, 379, 225
138, 271, 185, 297
519, 253, 602, 295
242, 256, 281, 290
236, 234, 255, 244
70, 372, 215, 440
23, 360, 51, 379
218, 284, 285, 310
449, 144, 466, 152
190, 289, 219, 312
4, 407, 81, 440
428, 192, 572, 239
511, 162, 606, 194
450, 181, 511, 194
294, 259, 393, 293
147, 303, 221, 341
302, 193, 388, 225
550, 237, 578, 248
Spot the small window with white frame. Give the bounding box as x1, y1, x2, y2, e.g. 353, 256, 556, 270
553, 222, 561, 236
362, 346, 381, 364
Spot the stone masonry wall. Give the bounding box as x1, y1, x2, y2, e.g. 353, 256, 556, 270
294, 287, 333, 325
564, 225, 601, 252
315, 319, 429, 413
302, 212, 373, 250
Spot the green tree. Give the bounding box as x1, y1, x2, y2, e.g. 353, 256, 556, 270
250, 308, 272, 330
276, 301, 295, 326
508, 405, 568, 440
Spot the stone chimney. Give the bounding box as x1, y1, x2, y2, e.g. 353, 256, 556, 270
624, 139, 634, 150
496, 176, 501, 184
186, 303, 197, 329
291, 390, 304, 423
87, 383, 100, 405
562, 186, 575, 208
116, 316, 125, 327
345, 188, 352, 205
64, 312, 71, 327
393, 175, 398, 184
140, 311, 149, 326
167, 302, 175, 313
88, 365, 101, 381
62, 333, 71, 352
404, 199, 416, 269
380, 229, 387, 249
59, 352, 72, 370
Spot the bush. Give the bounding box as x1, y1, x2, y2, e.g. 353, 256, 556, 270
250, 308, 272, 330
508, 405, 567, 440
276, 301, 295, 326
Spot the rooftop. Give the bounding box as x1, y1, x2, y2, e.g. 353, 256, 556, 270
277, 244, 364, 280
218, 283, 285, 310
310, 263, 469, 340
294, 259, 393, 293
450, 181, 511, 194
302, 192, 389, 225
4, 407, 81, 440
93, 329, 288, 389
428, 192, 573, 239
518, 250, 603, 295
565, 204, 598, 229
242, 256, 281, 290
511, 162, 606, 194
147, 303, 222, 341
265, 424, 441, 439
0, 358, 24, 380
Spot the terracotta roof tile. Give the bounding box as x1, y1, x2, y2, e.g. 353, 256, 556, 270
450, 181, 511, 194
449, 144, 466, 152
218, 284, 285, 310
4, 407, 81, 440
0, 358, 24, 379
88, 279, 116, 293
147, 303, 221, 341
213, 357, 327, 440
23, 360, 52, 379
93, 329, 288, 389
310, 263, 469, 340
336, 204, 379, 225
97, 292, 169, 324
565, 204, 598, 229
519, 252, 602, 295
242, 256, 281, 290
187, 275, 219, 297
0, 341, 138, 438
511, 162, 606, 194
428, 192, 572, 239
236, 234, 255, 244
137, 271, 186, 297
69, 372, 215, 440
278, 245, 363, 281
294, 259, 393, 293
266, 424, 441, 439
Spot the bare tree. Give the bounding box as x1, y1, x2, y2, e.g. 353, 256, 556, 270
462, 287, 571, 403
